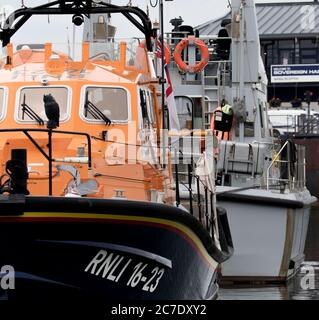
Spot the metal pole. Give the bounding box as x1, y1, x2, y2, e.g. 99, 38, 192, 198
160, 0, 167, 166
239, 0, 245, 142
160, 0, 166, 130
307, 101, 311, 134
210, 193, 214, 234
197, 177, 202, 223
204, 186, 208, 226
188, 165, 193, 216
174, 148, 180, 207
48, 130, 53, 196
287, 141, 291, 190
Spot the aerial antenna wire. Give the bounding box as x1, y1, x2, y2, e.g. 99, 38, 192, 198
66, 26, 71, 57
72, 23, 76, 60
158, 0, 167, 168
150, 0, 159, 8
47, 0, 51, 23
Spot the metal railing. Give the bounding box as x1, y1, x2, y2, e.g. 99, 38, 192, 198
173, 151, 216, 236
270, 114, 319, 135
0, 129, 92, 196
173, 151, 233, 262
297, 115, 319, 135
266, 140, 306, 192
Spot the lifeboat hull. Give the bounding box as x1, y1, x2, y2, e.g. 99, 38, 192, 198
0, 196, 224, 301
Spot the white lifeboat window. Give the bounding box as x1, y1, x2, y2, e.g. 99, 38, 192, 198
17, 87, 69, 123
0, 88, 5, 121
83, 87, 128, 122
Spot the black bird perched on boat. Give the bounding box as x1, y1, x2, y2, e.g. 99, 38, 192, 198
43, 94, 60, 129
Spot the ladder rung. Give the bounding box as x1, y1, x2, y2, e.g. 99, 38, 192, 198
204, 87, 218, 90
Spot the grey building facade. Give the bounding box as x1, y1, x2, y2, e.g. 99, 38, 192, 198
197, 1, 319, 104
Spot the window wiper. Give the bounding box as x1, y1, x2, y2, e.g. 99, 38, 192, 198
21, 94, 45, 126
84, 95, 112, 126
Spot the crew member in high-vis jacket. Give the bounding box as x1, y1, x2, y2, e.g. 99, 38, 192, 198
210, 100, 234, 141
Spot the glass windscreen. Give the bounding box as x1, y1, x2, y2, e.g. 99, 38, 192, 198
17, 87, 69, 123
83, 87, 128, 122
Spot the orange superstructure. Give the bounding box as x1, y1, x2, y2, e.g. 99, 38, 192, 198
0, 41, 173, 202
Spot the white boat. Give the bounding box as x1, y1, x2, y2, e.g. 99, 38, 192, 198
167, 0, 316, 282
217, 187, 313, 282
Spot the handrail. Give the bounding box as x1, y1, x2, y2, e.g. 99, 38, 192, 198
0, 128, 92, 196
0, 1, 153, 50
266, 141, 306, 191
266, 141, 289, 190
173, 151, 217, 237
269, 114, 319, 135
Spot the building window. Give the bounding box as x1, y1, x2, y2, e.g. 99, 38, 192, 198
262, 39, 319, 66
278, 40, 295, 65
300, 39, 319, 64
261, 39, 295, 71
261, 40, 277, 68
17, 87, 69, 123
83, 87, 128, 123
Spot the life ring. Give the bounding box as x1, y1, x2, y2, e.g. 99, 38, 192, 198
174, 36, 209, 73
139, 38, 171, 64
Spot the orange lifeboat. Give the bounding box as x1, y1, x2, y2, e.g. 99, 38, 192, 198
139, 38, 171, 64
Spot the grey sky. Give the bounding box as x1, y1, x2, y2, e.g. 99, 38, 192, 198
0, 0, 315, 47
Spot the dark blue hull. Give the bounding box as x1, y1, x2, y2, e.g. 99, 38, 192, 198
0, 196, 233, 301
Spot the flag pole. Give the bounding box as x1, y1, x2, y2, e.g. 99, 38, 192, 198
159, 0, 166, 131
159, 0, 167, 167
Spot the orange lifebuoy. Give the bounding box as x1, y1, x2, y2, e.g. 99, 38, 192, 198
174, 36, 209, 73
139, 38, 171, 64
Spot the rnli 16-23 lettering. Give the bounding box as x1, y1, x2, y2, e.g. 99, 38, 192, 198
85, 250, 165, 293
